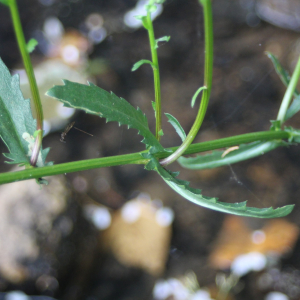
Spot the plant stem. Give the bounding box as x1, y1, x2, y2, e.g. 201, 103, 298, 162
0, 130, 289, 185
146, 11, 162, 141
160, 0, 213, 166
8, 0, 44, 166
277, 55, 300, 124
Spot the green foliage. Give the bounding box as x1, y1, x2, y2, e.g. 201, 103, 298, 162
132, 59, 157, 71
165, 113, 186, 142
191, 86, 207, 108
46, 80, 165, 153
0, 58, 49, 166
145, 154, 294, 218
155, 36, 170, 48
178, 141, 286, 170
267, 52, 300, 120
0, 0, 9, 6
26, 38, 38, 53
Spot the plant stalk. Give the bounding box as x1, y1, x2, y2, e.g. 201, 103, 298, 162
8, 0, 44, 166
146, 11, 162, 141
0, 130, 290, 185
160, 0, 213, 166
277, 55, 300, 124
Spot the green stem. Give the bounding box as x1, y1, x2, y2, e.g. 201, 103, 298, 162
147, 11, 162, 141
160, 0, 213, 166
0, 130, 290, 185
277, 55, 300, 124
8, 0, 44, 166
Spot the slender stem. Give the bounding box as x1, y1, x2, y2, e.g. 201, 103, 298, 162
8, 0, 44, 166
277, 55, 300, 124
160, 0, 213, 166
147, 11, 162, 141
0, 130, 290, 185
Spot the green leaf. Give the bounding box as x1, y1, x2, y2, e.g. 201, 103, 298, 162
178, 141, 286, 170
155, 36, 170, 49
0, 0, 9, 6
145, 154, 294, 218
26, 38, 38, 53
145, 4, 157, 13
46, 80, 165, 153
158, 129, 164, 136
135, 15, 149, 30
132, 59, 157, 71
266, 52, 300, 120
151, 101, 156, 112
0, 58, 50, 166
191, 86, 207, 108
266, 52, 294, 91
286, 94, 300, 120
165, 113, 186, 142
270, 120, 281, 131
285, 126, 300, 143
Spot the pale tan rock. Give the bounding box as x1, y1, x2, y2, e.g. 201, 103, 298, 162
103, 198, 173, 276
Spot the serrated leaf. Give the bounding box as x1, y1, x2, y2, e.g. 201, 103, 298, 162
191, 86, 207, 108
155, 36, 170, 48
26, 38, 38, 53
178, 141, 286, 170
0, 58, 50, 167
165, 113, 186, 142
132, 59, 157, 71
266, 52, 300, 120
0, 0, 9, 6
46, 80, 165, 153
145, 154, 294, 218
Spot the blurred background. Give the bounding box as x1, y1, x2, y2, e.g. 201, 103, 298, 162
0, 0, 300, 299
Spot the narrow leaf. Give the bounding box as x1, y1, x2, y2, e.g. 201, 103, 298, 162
46, 80, 165, 153
0, 0, 9, 6
165, 113, 186, 142
135, 15, 149, 30
178, 141, 286, 170
145, 154, 294, 218
155, 36, 170, 49
266, 52, 300, 120
0, 58, 50, 166
266, 52, 295, 92
132, 59, 157, 71
26, 38, 38, 53
191, 86, 207, 108
152, 101, 156, 112
286, 94, 300, 120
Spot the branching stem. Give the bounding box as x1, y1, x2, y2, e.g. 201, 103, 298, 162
8, 0, 44, 166
146, 10, 162, 141
0, 130, 290, 185
160, 0, 213, 166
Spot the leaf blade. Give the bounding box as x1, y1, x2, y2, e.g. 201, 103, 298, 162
0, 58, 50, 166
132, 59, 157, 71
178, 141, 286, 170
146, 155, 294, 218
165, 113, 186, 142
26, 38, 38, 53
46, 80, 164, 153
